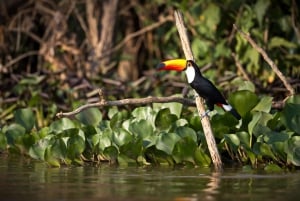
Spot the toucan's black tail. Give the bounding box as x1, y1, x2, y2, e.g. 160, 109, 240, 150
229, 108, 241, 120
220, 104, 241, 120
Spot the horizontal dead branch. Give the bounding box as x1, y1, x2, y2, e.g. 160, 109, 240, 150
56, 95, 195, 118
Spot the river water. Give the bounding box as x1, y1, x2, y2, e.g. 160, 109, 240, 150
0, 155, 300, 201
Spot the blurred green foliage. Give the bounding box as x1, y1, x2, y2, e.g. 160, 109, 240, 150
1, 93, 300, 169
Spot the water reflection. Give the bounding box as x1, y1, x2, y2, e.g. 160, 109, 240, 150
1, 156, 300, 201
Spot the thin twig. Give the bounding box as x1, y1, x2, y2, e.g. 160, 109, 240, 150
233, 24, 295, 96
231, 52, 251, 81
56, 95, 195, 118
2, 51, 39, 69
73, 7, 89, 42
8, 28, 43, 44
174, 10, 223, 171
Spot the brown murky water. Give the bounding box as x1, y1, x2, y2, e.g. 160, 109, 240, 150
0, 156, 300, 201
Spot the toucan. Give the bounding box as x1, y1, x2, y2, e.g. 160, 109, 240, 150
157, 59, 241, 120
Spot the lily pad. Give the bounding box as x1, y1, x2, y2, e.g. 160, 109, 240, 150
49, 118, 76, 134
286, 136, 300, 166
252, 96, 273, 113
75, 108, 102, 126
156, 132, 181, 155
229, 90, 259, 117
129, 119, 153, 138
281, 103, 300, 134
155, 108, 178, 130
14, 108, 35, 132
224, 134, 240, 152
5, 123, 26, 145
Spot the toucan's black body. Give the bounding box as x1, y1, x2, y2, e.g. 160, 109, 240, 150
187, 61, 226, 110
187, 60, 241, 120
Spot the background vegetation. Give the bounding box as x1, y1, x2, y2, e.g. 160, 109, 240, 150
0, 0, 299, 169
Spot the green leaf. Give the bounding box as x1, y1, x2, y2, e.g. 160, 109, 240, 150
153, 102, 183, 118
67, 130, 85, 159
103, 146, 119, 161
248, 112, 262, 136
132, 106, 153, 121
229, 90, 259, 117
173, 136, 197, 164
247, 149, 257, 166
192, 38, 209, 60
281, 103, 300, 134
253, 142, 276, 159
129, 119, 153, 138
19, 75, 45, 85
238, 5, 255, 31
264, 164, 282, 172
253, 124, 272, 140
245, 48, 260, 73
252, 96, 273, 113
224, 134, 240, 151
110, 112, 127, 130
237, 131, 251, 148
210, 113, 235, 139
194, 147, 211, 166
90, 133, 101, 148
189, 115, 202, 131
269, 37, 297, 49
108, 107, 119, 119
214, 40, 231, 58
143, 135, 158, 149
113, 128, 133, 146
5, 123, 26, 145
49, 118, 76, 134
14, 108, 35, 131
29, 137, 52, 160
175, 119, 189, 127
38, 127, 50, 139
272, 142, 286, 161
175, 126, 197, 142
51, 138, 67, 159
98, 130, 112, 151
202, 3, 220, 35
237, 81, 256, 92
287, 95, 300, 104
264, 131, 289, 144
120, 139, 143, 160
287, 136, 300, 166
155, 132, 181, 155
155, 108, 178, 130
22, 131, 38, 149
254, 0, 270, 27
45, 146, 61, 167
82, 125, 98, 137
75, 108, 102, 126
0, 129, 7, 150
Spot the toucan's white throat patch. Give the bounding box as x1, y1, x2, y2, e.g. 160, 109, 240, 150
185, 66, 195, 83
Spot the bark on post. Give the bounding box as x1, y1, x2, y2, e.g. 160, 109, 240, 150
174, 10, 223, 171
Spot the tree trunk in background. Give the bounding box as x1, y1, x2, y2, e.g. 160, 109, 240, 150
117, 5, 140, 82
86, 0, 118, 76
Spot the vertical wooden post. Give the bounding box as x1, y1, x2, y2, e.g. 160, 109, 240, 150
174, 10, 223, 171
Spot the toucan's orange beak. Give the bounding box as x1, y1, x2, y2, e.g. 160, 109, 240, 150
157, 59, 187, 71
